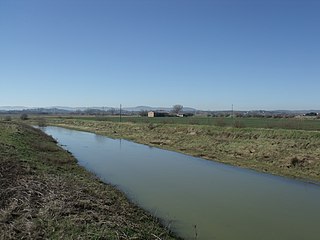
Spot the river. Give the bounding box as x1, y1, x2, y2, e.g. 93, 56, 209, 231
41, 126, 320, 240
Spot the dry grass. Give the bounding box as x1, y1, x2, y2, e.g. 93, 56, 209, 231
43, 118, 320, 183
0, 121, 179, 239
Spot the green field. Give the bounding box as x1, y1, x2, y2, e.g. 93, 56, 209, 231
52, 115, 320, 131
0, 121, 178, 239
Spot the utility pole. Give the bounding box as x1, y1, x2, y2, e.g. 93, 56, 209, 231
232, 104, 234, 118
232, 104, 235, 125
120, 104, 122, 122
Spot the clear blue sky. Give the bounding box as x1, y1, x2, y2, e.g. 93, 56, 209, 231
1, 0, 319, 110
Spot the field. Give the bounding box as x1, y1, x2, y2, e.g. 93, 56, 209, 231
48, 115, 320, 131
0, 121, 178, 239
42, 117, 320, 183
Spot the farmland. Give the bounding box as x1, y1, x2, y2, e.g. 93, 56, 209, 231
44, 115, 320, 131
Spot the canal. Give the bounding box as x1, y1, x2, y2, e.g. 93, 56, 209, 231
42, 126, 320, 240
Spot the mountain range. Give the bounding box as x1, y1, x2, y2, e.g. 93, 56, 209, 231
0, 106, 319, 115
0, 106, 197, 112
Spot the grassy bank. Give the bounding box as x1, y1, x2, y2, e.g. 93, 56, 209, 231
46, 115, 320, 131
44, 118, 320, 183
0, 121, 179, 239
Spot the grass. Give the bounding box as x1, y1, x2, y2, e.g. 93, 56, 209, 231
0, 121, 179, 239
45, 115, 320, 131
42, 117, 320, 183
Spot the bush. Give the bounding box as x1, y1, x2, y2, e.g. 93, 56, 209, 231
147, 123, 157, 130
139, 111, 148, 117
20, 113, 28, 120
233, 119, 245, 128
215, 118, 227, 127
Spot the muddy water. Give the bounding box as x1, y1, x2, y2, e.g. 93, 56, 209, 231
42, 126, 320, 240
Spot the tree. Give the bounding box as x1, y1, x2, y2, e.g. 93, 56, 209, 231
107, 108, 116, 115
172, 104, 183, 114
139, 110, 148, 117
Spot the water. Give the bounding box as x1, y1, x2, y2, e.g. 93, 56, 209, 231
42, 126, 320, 240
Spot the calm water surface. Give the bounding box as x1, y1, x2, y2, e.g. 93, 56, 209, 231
42, 126, 320, 240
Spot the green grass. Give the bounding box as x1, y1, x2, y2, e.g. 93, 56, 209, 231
0, 121, 179, 239
43, 117, 320, 183
50, 115, 320, 131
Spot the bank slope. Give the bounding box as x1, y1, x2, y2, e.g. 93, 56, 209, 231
45, 118, 320, 183
0, 121, 178, 240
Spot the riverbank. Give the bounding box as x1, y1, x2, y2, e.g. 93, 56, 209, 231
43, 118, 320, 183
0, 121, 179, 239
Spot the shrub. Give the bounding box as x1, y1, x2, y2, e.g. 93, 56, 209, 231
215, 118, 227, 127
20, 113, 28, 120
139, 111, 148, 117
233, 119, 245, 128
147, 123, 157, 130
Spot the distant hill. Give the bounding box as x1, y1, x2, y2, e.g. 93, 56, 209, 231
123, 106, 197, 112
0, 106, 319, 115
0, 106, 197, 112
0, 106, 29, 111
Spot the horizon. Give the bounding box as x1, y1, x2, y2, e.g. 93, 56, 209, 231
0, 105, 320, 112
1, 0, 319, 110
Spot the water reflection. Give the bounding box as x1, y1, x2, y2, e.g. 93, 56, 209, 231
94, 134, 106, 144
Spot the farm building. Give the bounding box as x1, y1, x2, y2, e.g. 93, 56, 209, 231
175, 113, 194, 117
304, 112, 318, 116
148, 111, 155, 117
148, 111, 169, 117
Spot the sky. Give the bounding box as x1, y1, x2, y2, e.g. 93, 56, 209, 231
0, 0, 319, 110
